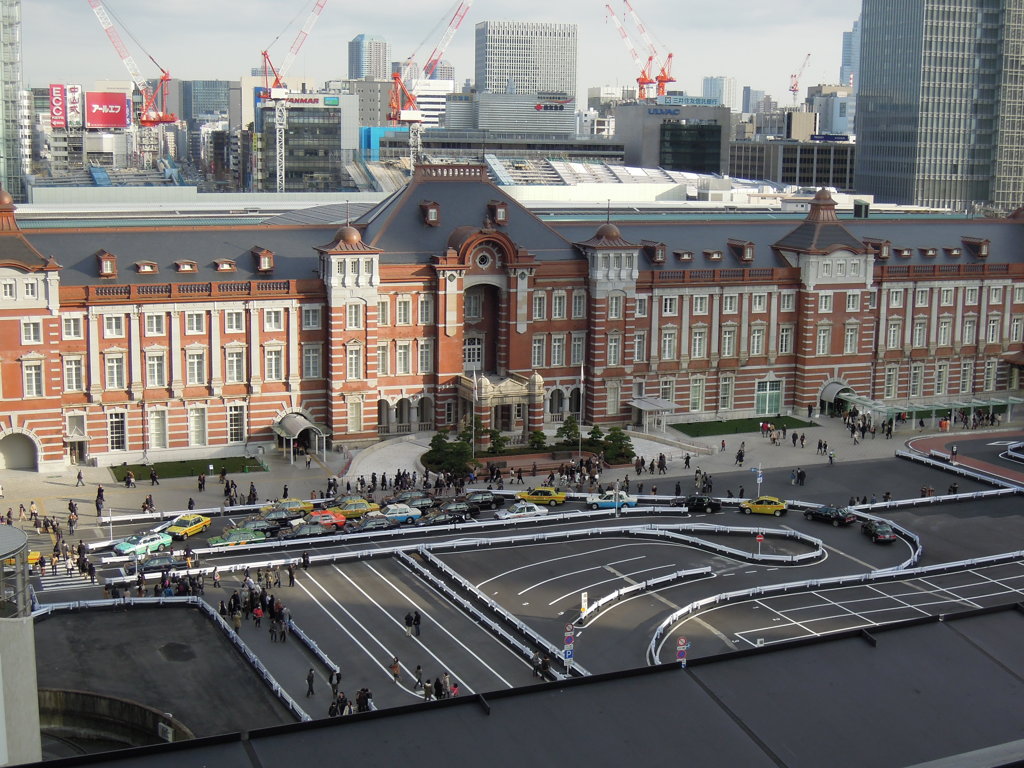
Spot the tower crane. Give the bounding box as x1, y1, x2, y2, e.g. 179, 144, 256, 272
605, 4, 655, 100
389, 0, 475, 167
87, 0, 175, 167
621, 0, 675, 97
789, 53, 811, 105
260, 0, 328, 193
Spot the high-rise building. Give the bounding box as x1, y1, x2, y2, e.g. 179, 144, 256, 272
702, 76, 738, 112
742, 86, 766, 114
430, 60, 456, 81
0, 0, 22, 200
348, 34, 391, 80
840, 18, 861, 92
474, 21, 577, 97
855, 0, 1024, 213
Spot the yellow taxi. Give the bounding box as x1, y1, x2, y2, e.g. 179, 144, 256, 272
165, 513, 212, 540
4, 550, 41, 569
258, 498, 315, 514
739, 495, 788, 516
331, 497, 380, 519
515, 486, 567, 506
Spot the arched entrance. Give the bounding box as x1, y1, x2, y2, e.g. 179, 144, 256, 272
548, 389, 566, 421
819, 381, 853, 417
271, 412, 330, 465
417, 398, 433, 429
0, 433, 37, 470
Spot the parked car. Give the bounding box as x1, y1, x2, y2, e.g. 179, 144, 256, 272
164, 513, 212, 540
405, 496, 439, 512
279, 522, 333, 540
208, 528, 268, 547
495, 501, 548, 520
331, 497, 380, 519
516, 486, 567, 506
380, 503, 422, 525
233, 517, 289, 537
250, 506, 308, 530
114, 532, 173, 556
862, 519, 898, 543
584, 490, 638, 510
804, 505, 857, 527
417, 509, 469, 526
124, 552, 192, 575
670, 495, 722, 513
458, 490, 505, 512
383, 489, 431, 507
299, 509, 348, 531
739, 496, 788, 516
259, 498, 315, 515
436, 500, 475, 519
348, 512, 400, 533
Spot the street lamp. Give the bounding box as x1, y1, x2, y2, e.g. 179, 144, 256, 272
614, 478, 620, 518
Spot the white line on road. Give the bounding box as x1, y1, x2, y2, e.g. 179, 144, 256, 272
517, 556, 647, 596
475, 542, 659, 588
546, 564, 675, 607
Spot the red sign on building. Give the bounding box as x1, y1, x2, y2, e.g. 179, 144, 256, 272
49, 84, 66, 129
85, 91, 131, 129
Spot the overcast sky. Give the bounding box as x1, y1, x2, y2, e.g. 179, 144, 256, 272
23, 0, 861, 103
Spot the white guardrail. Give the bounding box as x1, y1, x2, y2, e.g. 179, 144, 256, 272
33, 596, 311, 722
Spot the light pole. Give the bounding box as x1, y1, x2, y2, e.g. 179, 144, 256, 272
614, 478, 620, 518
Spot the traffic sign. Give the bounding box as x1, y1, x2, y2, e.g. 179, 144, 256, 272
565, 623, 575, 633
564, 635, 575, 646
676, 649, 688, 660
677, 636, 687, 647
756, 534, 764, 542
563, 648, 574, 660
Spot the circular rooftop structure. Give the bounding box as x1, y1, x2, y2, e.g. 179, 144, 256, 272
0, 525, 27, 560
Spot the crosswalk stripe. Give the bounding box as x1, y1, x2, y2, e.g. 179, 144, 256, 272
36, 573, 97, 592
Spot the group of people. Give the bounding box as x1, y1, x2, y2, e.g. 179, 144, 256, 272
219, 579, 293, 642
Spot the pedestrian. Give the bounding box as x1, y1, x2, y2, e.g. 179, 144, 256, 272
75, 469, 85, 486
283, 484, 289, 498
404, 611, 414, 636
413, 610, 421, 636
951, 444, 958, 462
413, 665, 423, 689
187, 497, 195, 511
253, 605, 263, 628
441, 671, 451, 696
450, 680, 459, 697
87, 561, 96, 583
423, 679, 433, 701
828, 450, 835, 465
328, 669, 341, 697
389, 657, 401, 683
531, 651, 542, 677
433, 678, 444, 700
719, 439, 726, 453
683, 453, 691, 469
306, 668, 316, 697
150, 468, 160, 485
232, 610, 242, 632
212, 567, 220, 589
305, 454, 312, 470
288, 563, 296, 586
301, 552, 310, 570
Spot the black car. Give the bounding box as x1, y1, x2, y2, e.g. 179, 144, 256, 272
438, 500, 474, 518
124, 552, 192, 575
348, 514, 399, 533
804, 505, 857, 527
670, 495, 722, 513
458, 490, 505, 513
384, 490, 431, 507
279, 522, 333, 540
861, 519, 898, 543
416, 509, 468, 526
231, 516, 290, 537
406, 495, 440, 511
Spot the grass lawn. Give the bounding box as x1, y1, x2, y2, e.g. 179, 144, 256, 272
672, 416, 817, 438
109, 455, 266, 482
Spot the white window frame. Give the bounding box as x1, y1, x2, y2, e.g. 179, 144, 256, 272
21, 319, 42, 344
608, 294, 623, 320
662, 296, 678, 317
105, 354, 125, 389
347, 303, 363, 330
531, 336, 546, 368
225, 349, 245, 383
185, 311, 205, 335
691, 328, 706, 358
187, 407, 208, 447
889, 289, 904, 308
108, 412, 127, 451
227, 404, 246, 443
264, 348, 283, 381
302, 345, 322, 378
418, 295, 434, 325
302, 305, 322, 330
224, 310, 244, 333
844, 325, 858, 354
418, 340, 434, 373
780, 292, 795, 312
396, 341, 412, 375
396, 297, 412, 325
551, 335, 566, 366
722, 294, 738, 314
634, 296, 648, 318
377, 299, 391, 326
607, 334, 621, 366
661, 327, 678, 359
752, 293, 767, 312
146, 353, 166, 387
818, 294, 833, 313
778, 326, 793, 354
721, 327, 736, 357
532, 292, 547, 321
941, 288, 955, 306
186, 350, 207, 385
846, 292, 860, 312
750, 326, 765, 356
692, 295, 708, 315
346, 346, 363, 380
63, 357, 83, 392
264, 309, 284, 332
22, 360, 43, 397
915, 288, 929, 307
572, 292, 587, 319
816, 326, 831, 356
104, 315, 125, 338
62, 316, 83, 340
145, 313, 165, 336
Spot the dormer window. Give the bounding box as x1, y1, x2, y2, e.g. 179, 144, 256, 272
864, 239, 892, 260
488, 201, 509, 226
215, 259, 236, 272
920, 248, 937, 258
704, 250, 722, 261
945, 247, 962, 258
96, 250, 117, 278
963, 237, 990, 259
897, 248, 912, 258
420, 201, 440, 227
640, 240, 666, 264
175, 260, 198, 273
675, 250, 693, 261
252, 247, 274, 273
135, 261, 158, 274
728, 239, 755, 262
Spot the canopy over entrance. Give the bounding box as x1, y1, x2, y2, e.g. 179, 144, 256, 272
272, 413, 331, 465
628, 397, 677, 433
820, 382, 852, 403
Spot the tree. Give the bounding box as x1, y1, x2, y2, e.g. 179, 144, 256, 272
528, 430, 548, 450
555, 414, 580, 445
487, 429, 510, 454
588, 424, 605, 442
604, 426, 635, 463
457, 416, 484, 446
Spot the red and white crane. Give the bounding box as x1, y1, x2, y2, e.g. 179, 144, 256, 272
259, 0, 329, 192
789, 53, 811, 105
605, 3, 655, 100
389, 0, 475, 166
86, 0, 175, 127
621, 0, 675, 97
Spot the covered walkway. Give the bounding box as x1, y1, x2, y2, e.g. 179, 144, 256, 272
271, 413, 331, 464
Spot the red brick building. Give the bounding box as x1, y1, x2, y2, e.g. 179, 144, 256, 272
1, 165, 1023, 471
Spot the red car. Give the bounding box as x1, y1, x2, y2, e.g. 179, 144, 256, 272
299, 509, 348, 531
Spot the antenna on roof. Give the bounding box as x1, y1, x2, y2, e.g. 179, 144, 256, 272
345, 199, 350, 225
606, 199, 611, 223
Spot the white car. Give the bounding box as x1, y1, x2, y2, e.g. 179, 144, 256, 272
584, 490, 638, 510
494, 501, 547, 520
381, 503, 422, 525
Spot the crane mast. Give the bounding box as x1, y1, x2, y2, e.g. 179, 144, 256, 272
789, 53, 811, 105
605, 4, 655, 100
621, 0, 675, 97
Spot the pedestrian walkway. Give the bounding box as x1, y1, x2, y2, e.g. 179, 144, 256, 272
36, 569, 92, 593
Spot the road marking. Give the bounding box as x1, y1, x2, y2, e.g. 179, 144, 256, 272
475, 542, 658, 588
517, 555, 647, 596
546, 564, 675, 607
780, 524, 879, 570
330, 565, 479, 694
361, 562, 518, 686
911, 577, 983, 610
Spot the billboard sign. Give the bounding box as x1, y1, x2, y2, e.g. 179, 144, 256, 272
85, 91, 131, 129
65, 84, 83, 128
49, 84, 66, 129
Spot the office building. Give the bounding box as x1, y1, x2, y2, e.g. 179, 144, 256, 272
840, 18, 861, 91
0, 0, 22, 200
855, 0, 1024, 213
701, 76, 738, 112
615, 103, 732, 173
348, 34, 391, 81
3, 165, 1024, 472
741, 87, 766, 114
730, 139, 856, 191
806, 84, 855, 136
430, 60, 455, 81
442, 91, 576, 134
474, 21, 577, 97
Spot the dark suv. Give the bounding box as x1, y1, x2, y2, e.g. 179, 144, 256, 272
804, 505, 857, 527
456, 490, 505, 514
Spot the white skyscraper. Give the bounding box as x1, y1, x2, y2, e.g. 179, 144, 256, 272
474, 21, 577, 97
701, 76, 739, 112
348, 34, 391, 81
0, 0, 22, 199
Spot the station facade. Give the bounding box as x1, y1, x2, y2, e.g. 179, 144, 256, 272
2, 164, 1024, 471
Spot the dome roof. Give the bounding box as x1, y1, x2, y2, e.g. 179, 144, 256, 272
336, 225, 361, 245
0, 189, 13, 206
595, 222, 622, 240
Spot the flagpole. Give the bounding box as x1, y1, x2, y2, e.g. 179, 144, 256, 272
578, 363, 584, 463
471, 370, 477, 460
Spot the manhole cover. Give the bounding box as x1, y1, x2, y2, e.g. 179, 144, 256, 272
158, 642, 196, 662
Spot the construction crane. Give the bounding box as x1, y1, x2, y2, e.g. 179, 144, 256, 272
260, 0, 328, 193
389, 0, 474, 167
621, 0, 675, 97
789, 53, 811, 105
605, 3, 655, 100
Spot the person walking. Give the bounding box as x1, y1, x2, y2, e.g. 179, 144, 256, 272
404, 611, 414, 637
413, 665, 423, 690
306, 669, 316, 697
150, 468, 160, 486
413, 610, 421, 637
328, 669, 341, 697
301, 552, 310, 570
423, 678, 433, 701
389, 657, 401, 683
75, 469, 85, 487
